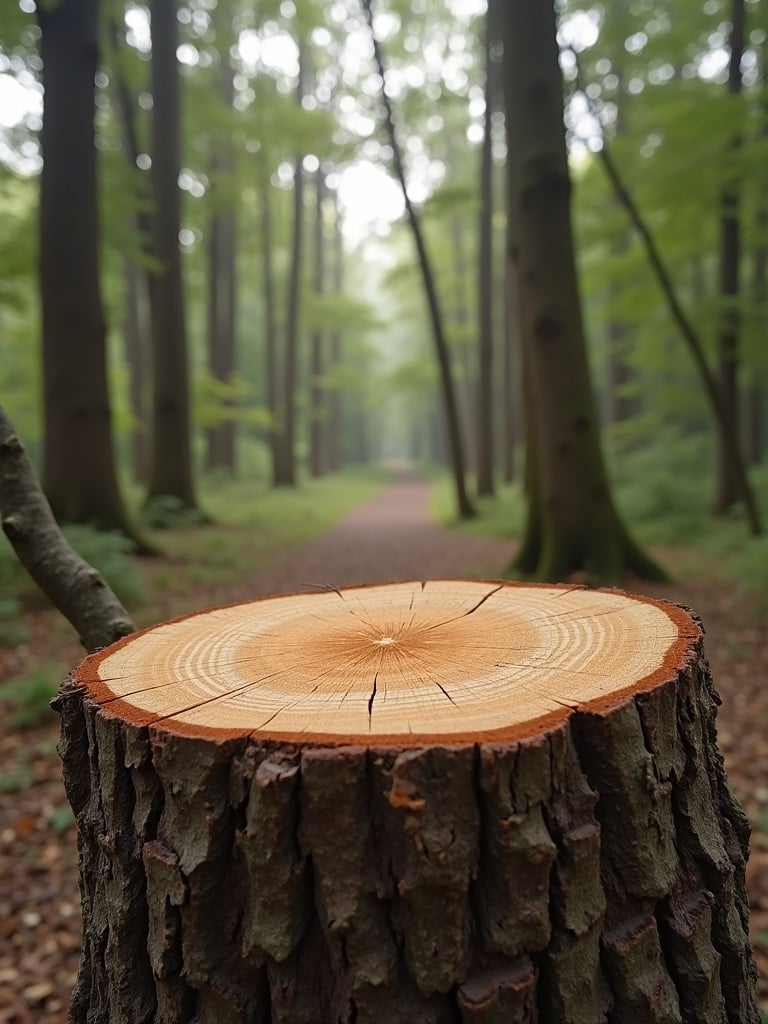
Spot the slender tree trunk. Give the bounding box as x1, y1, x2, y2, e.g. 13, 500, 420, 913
273, 52, 305, 487
476, 0, 495, 497
146, 0, 198, 510
451, 217, 475, 476
309, 170, 326, 478
327, 201, 343, 473
123, 260, 149, 484
713, 0, 746, 513
364, 0, 474, 519
37, 0, 134, 534
259, 164, 280, 484
503, 0, 662, 582
206, 31, 237, 475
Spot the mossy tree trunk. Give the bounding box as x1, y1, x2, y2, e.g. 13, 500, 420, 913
502, 0, 662, 583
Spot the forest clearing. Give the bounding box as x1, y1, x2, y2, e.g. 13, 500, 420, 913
1, 0, 767, 1019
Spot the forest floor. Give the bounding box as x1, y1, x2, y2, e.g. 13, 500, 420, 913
1, 469, 767, 1021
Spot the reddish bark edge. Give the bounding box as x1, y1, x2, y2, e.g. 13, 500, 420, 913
73, 580, 702, 747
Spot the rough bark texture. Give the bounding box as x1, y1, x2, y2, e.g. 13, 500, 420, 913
146, 0, 198, 510
58, 624, 758, 1023
0, 408, 136, 652
36, 0, 133, 533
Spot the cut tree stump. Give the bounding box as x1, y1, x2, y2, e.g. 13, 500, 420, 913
55, 580, 760, 1024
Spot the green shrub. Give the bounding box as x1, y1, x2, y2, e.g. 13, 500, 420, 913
142, 494, 207, 529
0, 522, 146, 615
62, 524, 147, 608
0, 594, 27, 647
0, 661, 61, 728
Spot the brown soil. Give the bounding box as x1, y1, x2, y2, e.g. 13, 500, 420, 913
1, 473, 766, 1022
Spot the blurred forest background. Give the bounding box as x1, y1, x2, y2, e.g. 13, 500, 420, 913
1, 0, 768, 1017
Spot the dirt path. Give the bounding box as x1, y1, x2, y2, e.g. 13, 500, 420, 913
231, 470, 515, 599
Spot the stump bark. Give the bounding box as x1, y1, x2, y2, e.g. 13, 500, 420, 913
55, 580, 759, 1024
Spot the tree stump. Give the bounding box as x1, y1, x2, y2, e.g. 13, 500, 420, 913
56, 580, 759, 1024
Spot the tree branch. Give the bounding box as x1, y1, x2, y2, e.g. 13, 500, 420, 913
0, 407, 136, 653
566, 46, 762, 536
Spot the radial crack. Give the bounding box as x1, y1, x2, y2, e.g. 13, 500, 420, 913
368, 672, 378, 728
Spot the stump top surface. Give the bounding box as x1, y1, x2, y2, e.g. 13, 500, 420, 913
77, 580, 700, 745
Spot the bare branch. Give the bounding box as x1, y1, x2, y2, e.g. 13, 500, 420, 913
565, 46, 762, 537
0, 406, 136, 653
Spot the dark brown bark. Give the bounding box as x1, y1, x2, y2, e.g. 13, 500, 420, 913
503, 1, 660, 581
146, 0, 198, 510
206, 18, 238, 475
364, 0, 474, 519
0, 408, 135, 651
123, 260, 150, 484
273, 52, 305, 487
36, 0, 133, 533
309, 170, 326, 478
476, 0, 495, 497
713, 0, 746, 514
58, 592, 758, 1022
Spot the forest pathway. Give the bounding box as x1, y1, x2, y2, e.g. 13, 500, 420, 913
235, 469, 517, 599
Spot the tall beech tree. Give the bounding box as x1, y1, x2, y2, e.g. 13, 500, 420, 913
475, 0, 495, 497
36, 0, 133, 533
309, 169, 326, 478
272, 49, 306, 488
502, 0, 661, 582
713, 0, 746, 514
146, 0, 198, 511
206, 9, 238, 475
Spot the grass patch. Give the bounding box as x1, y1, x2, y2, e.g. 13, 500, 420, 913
430, 476, 525, 540
0, 661, 62, 728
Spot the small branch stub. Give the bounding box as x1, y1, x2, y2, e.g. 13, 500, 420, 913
57, 580, 759, 1023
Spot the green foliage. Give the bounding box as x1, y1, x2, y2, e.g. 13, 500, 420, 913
611, 430, 715, 544
0, 661, 61, 729
0, 524, 146, 613
142, 495, 208, 530
0, 595, 27, 648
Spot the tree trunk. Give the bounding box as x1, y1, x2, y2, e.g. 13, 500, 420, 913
327, 201, 344, 473
123, 259, 150, 484
146, 0, 198, 511
206, 14, 237, 475
451, 217, 475, 476
502, 0, 661, 582
364, 0, 474, 520
713, 0, 746, 514
309, 170, 326, 478
58, 580, 759, 1023
36, 0, 133, 533
273, 52, 305, 487
261, 165, 280, 483
476, 0, 495, 497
